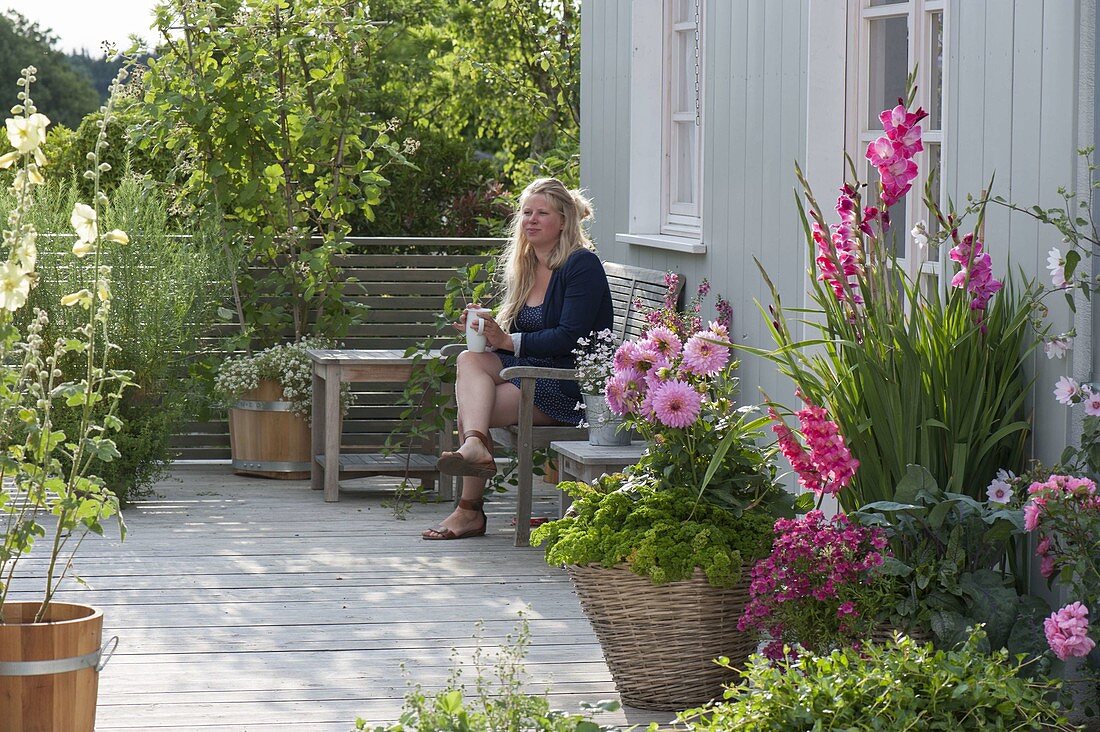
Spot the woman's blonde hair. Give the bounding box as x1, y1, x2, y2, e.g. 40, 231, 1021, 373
495, 178, 595, 331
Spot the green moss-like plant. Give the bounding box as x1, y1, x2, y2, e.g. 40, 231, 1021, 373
683, 629, 1073, 731
531, 472, 775, 588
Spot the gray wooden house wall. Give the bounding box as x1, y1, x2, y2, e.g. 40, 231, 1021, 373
580, 0, 809, 412
581, 0, 1098, 468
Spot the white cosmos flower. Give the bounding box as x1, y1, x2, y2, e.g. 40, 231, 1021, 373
0, 260, 31, 311
70, 203, 98, 244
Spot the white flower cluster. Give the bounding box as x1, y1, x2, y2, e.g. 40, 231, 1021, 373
215, 337, 353, 419
572, 328, 619, 395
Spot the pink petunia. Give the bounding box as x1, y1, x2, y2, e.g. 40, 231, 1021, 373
1044, 603, 1096, 661
649, 379, 702, 429
681, 333, 730, 375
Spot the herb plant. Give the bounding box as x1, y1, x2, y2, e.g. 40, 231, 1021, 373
532, 472, 775, 588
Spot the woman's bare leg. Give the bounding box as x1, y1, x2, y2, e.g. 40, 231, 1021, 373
427, 355, 561, 537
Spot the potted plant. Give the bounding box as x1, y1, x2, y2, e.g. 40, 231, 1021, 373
532, 291, 795, 710
215, 338, 353, 479
0, 67, 131, 732
570, 328, 627, 445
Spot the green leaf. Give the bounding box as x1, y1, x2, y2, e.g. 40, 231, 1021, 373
1065, 248, 1081, 279
894, 464, 938, 504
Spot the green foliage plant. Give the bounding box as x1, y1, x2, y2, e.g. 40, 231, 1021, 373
0, 67, 132, 621
532, 472, 775, 588
850, 465, 1049, 656
135, 0, 416, 349
753, 96, 1035, 511
357, 616, 622, 732
681, 629, 1072, 731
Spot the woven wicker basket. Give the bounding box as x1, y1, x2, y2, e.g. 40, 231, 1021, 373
567, 563, 754, 711
868, 625, 934, 646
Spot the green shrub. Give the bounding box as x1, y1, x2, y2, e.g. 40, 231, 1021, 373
531, 472, 775, 588
684, 630, 1072, 731
4, 175, 224, 504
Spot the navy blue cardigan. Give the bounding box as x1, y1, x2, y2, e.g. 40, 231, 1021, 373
515, 248, 613, 368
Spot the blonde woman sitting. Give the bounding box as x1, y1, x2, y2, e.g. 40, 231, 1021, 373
423, 178, 613, 540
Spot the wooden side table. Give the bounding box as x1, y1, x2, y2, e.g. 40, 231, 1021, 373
308, 349, 452, 502
549, 440, 646, 515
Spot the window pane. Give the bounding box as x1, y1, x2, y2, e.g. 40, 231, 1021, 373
928, 11, 944, 130
675, 29, 696, 113
867, 15, 909, 129
672, 121, 696, 206
925, 142, 941, 259
868, 165, 908, 258
870, 0, 908, 5
675, 0, 694, 24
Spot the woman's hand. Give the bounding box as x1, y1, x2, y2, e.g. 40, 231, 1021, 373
455, 304, 511, 351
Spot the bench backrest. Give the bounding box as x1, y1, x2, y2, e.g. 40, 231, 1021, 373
604, 261, 685, 343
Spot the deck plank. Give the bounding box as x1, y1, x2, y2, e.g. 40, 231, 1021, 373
5, 466, 677, 730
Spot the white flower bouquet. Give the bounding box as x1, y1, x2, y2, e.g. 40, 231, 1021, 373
572, 328, 619, 396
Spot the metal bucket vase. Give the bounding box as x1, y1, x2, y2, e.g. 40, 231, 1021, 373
228, 379, 312, 479
582, 393, 631, 446
0, 602, 110, 732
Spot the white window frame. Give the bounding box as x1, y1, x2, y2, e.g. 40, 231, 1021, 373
845, 0, 949, 286
617, 0, 706, 255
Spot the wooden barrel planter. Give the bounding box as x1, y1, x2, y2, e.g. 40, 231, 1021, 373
0, 602, 106, 732
228, 379, 312, 479
567, 563, 755, 711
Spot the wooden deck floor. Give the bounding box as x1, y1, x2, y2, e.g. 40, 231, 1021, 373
8, 465, 676, 731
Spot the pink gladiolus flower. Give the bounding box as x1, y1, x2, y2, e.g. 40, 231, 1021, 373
682, 333, 730, 375
1054, 375, 1082, 406
650, 379, 702, 429
1044, 603, 1096, 661
949, 234, 1002, 312
866, 103, 928, 208
769, 398, 859, 496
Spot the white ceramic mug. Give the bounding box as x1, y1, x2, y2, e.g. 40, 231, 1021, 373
465, 307, 492, 352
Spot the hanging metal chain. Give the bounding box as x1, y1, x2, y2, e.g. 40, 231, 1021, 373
693, 0, 702, 126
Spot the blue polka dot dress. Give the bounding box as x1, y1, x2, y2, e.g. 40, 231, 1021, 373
497, 304, 583, 425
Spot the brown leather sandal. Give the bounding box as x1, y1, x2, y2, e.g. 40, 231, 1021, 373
436, 429, 497, 478
421, 498, 487, 540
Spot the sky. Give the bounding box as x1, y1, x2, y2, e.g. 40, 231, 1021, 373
3, 0, 160, 55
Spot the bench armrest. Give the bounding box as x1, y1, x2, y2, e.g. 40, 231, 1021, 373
440, 343, 466, 357
499, 366, 578, 382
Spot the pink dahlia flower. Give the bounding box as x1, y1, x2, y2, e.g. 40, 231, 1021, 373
642, 326, 682, 364
1044, 603, 1096, 661
682, 332, 730, 375
650, 379, 703, 429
